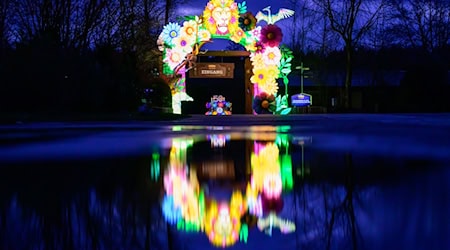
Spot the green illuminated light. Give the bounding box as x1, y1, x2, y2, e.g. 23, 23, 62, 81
176, 219, 201, 232
239, 223, 249, 243
150, 152, 160, 181
280, 155, 293, 190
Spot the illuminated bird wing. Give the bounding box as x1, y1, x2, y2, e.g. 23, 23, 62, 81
255, 11, 269, 24
272, 8, 295, 24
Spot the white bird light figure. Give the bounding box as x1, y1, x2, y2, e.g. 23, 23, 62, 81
255, 6, 295, 25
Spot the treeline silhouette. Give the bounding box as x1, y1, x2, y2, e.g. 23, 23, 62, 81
2, 38, 140, 114
0, 0, 177, 118
293, 46, 450, 112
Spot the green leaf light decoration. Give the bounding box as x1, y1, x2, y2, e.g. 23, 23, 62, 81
178, 15, 197, 22
279, 45, 293, 88
177, 219, 201, 232
268, 45, 294, 115
198, 190, 206, 230
239, 223, 249, 243
280, 155, 293, 190
238, 1, 247, 14
274, 94, 292, 115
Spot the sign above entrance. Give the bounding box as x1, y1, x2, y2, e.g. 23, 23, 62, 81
189, 63, 234, 78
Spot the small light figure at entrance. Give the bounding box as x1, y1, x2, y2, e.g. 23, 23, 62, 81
206, 95, 232, 115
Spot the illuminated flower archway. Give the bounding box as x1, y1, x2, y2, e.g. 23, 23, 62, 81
157, 0, 295, 115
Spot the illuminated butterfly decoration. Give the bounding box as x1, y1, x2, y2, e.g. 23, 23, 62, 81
255, 6, 295, 25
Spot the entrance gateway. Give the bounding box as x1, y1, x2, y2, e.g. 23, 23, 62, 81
157, 0, 295, 115
185, 50, 251, 114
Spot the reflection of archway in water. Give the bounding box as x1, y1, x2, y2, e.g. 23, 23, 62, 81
184, 40, 249, 114
161, 131, 296, 247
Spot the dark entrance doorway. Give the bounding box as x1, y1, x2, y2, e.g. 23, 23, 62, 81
184, 51, 252, 114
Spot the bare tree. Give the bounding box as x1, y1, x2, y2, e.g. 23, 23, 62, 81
10, 0, 107, 49
312, 0, 386, 109
386, 0, 450, 52
165, 0, 190, 23
0, 0, 12, 48
285, 0, 316, 54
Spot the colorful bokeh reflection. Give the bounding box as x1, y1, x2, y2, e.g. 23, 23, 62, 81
160, 131, 296, 247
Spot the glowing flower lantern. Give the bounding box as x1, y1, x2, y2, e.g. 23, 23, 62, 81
263, 47, 282, 66
250, 68, 270, 86
198, 27, 212, 41
162, 22, 182, 46
254, 41, 265, 54
260, 24, 283, 47
252, 92, 276, 114
239, 12, 257, 31
181, 20, 198, 38
163, 48, 185, 71
251, 26, 262, 40
173, 36, 193, 54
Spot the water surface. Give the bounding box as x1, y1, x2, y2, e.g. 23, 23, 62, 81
1, 116, 449, 250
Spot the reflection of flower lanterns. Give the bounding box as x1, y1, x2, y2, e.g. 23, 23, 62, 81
247, 194, 263, 217
230, 191, 246, 216
205, 201, 241, 248
261, 194, 283, 214
262, 173, 282, 199
172, 179, 190, 206
160, 127, 296, 246
162, 195, 182, 224
207, 134, 230, 148
164, 168, 186, 195
180, 192, 200, 223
